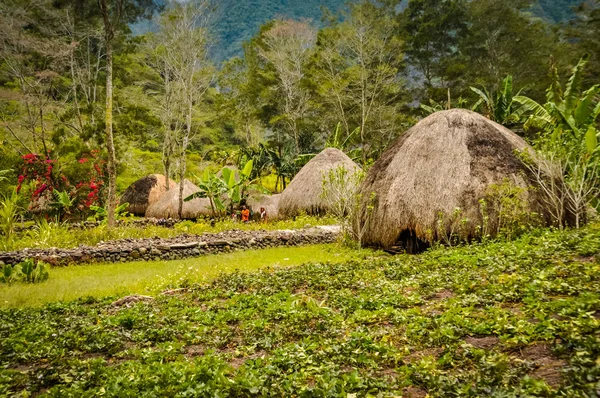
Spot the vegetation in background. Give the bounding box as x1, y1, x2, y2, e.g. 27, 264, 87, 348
0, 224, 598, 395
1, 0, 599, 211
0, 191, 19, 244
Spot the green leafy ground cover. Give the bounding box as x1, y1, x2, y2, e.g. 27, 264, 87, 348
0, 245, 364, 308
1, 215, 335, 252
1, 225, 599, 396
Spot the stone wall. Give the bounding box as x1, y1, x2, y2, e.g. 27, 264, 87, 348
0, 226, 340, 266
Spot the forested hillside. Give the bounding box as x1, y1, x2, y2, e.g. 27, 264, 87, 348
533, 0, 585, 21
1, 0, 598, 223
209, 0, 584, 61
211, 0, 347, 61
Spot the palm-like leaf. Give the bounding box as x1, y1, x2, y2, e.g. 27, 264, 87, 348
563, 55, 589, 113
514, 95, 554, 130
585, 125, 598, 154
574, 85, 600, 125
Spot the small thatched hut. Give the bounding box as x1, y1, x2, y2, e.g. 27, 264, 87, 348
145, 179, 213, 219
279, 148, 361, 217
355, 109, 571, 252
247, 194, 281, 220
119, 174, 176, 216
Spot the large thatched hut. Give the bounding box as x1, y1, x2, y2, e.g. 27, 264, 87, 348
145, 179, 212, 219
247, 194, 281, 220
119, 174, 176, 216
355, 109, 571, 252
279, 148, 361, 217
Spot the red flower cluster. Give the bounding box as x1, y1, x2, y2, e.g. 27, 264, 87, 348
16, 150, 106, 218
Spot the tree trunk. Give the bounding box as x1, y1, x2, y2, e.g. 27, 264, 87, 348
178, 99, 192, 219
163, 131, 171, 191
104, 22, 117, 228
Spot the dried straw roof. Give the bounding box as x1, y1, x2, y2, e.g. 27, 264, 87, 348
145, 179, 213, 219
119, 174, 175, 216
355, 109, 570, 249
247, 194, 281, 220
279, 148, 361, 217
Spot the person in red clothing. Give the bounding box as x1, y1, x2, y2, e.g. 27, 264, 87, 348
241, 205, 250, 222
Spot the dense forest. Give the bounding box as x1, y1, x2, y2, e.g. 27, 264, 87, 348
0, 0, 599, 223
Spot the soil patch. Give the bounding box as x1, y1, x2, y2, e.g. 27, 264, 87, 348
514, 343, 567, 388
464, 336, 500, 350
402, 386, 428, 397
403, 347, 444, 363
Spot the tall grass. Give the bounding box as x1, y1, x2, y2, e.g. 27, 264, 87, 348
0, 214, 337, 251
0, 192, 20, 250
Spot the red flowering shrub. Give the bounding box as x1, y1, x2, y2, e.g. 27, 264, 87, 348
17, 150, 106, 218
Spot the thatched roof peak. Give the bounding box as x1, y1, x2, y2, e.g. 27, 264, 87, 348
119, 174, 176, 216
355, 109, 571, 251
279, 147, 361, 217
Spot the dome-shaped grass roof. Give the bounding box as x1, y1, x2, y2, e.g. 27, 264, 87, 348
279, 148, 361, 217
354, 109, 573, 252
119, 174, 176, 216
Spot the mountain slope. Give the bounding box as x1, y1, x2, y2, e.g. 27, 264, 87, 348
211, 0, 346, 61
531, 0, 584, 22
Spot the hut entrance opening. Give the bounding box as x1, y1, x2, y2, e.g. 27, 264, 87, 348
390, 229, 429, 254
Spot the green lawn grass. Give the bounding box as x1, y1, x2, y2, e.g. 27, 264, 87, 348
0, 244, 374, 308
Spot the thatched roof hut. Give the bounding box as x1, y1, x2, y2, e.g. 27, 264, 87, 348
247, 194, 281, 220
145, 179, 213, 219
279, 148, 361, 217
355, 109, 571, 252
119, 174, 175, 216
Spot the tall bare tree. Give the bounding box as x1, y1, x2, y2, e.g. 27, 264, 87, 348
257, 20, 316, 156
153, 0, 214, 219
312, 1, 405, 163
97, 0, 157, 227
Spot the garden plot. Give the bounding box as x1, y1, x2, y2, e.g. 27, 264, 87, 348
0, 225, 598, 396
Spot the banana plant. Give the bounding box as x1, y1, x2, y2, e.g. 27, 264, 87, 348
470, 75, 525, 125
185, 168, 227, 217
514, 56, 599, 156
221, 160, 269, 212
187, 160, 268, 217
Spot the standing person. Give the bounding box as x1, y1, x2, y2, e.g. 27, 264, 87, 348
241, 205, 250, 223
260, 207, 267, 223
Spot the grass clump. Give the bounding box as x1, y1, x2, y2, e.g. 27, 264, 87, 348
0, 225, 598, 396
